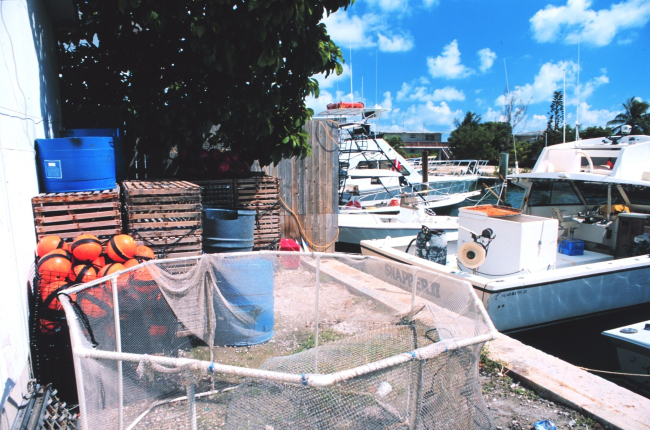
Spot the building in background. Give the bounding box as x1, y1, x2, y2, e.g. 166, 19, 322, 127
381, 131, 450, 159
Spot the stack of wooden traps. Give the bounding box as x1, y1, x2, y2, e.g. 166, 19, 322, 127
194, 176, 281, 250
122, 181, 202, 258
32, 188, 122, 242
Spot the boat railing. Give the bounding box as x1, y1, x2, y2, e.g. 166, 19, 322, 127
408, 159, 488, 176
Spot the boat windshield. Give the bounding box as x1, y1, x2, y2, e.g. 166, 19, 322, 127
573, 181, 625, 206
620, 184, 650, 206
528, 180, 582, 206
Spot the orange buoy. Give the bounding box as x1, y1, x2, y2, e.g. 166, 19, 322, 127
40, 280, 75, 311
71, 234, 102, 262
38, 250, 73, 283
36, 235, 66, 258
123, 258, 140, 269
92, 254, 112, 271
68, 263, 97, 284
39, 318, 63, 335
131, 266, 157, 294
106, 234, 137, 263
134, 245, 155, 262
80, 287, 112, 319
98, 263, 128, 292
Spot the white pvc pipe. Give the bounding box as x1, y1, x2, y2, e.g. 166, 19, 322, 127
111, 278, 124, 430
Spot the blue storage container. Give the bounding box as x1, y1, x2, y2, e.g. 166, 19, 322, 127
558, 238, 584, 256
35, 137, 116, 193
213, 258, 274, 346
60, 129, 126, 181
202, 208, 256, 253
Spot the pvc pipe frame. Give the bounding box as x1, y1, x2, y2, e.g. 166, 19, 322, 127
58, 251, 499, 428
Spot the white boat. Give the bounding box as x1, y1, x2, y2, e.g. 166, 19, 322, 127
316, 107, 485, 211
361, 129, 650, 332
338, 195, 458, 246
602, 320, 650, 396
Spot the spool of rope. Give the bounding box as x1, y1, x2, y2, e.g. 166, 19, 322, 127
457, 242, 486, 269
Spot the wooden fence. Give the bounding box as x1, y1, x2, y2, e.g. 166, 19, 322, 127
268, 120, 339, 253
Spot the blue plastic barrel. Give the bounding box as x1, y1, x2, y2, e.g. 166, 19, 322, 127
35, 137, 116, 193
202, 208, 256, 253
213, 258, 275, 346
60, 129, 126, 181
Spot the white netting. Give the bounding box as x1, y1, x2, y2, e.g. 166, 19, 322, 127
59, 252, 498, 429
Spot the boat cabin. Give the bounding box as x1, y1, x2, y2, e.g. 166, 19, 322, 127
512, 134, 650, 259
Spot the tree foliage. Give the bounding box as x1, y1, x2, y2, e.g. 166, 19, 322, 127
56, 0, 352, 175
448, 112, 510, 163
545, 90, 564, 146
607, 97, 650, 135
384, 135, 409, 158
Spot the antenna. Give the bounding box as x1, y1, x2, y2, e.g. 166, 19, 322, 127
503, 58, 510, 93
503, 58, 518, 174
361, 77, 364, 102
375, 49, 378, 108
576, 40, 580, 140
350, 42, 353, 101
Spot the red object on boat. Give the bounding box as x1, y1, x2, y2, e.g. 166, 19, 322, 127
280, 238, 301, 270
327, 102, 365, 110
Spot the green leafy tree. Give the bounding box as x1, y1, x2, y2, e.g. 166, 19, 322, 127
56, 0, 352, 176
449, 112, 499, 161
384, 135, 409, 158
579, 126, 611, 139
607, 97, 650, 134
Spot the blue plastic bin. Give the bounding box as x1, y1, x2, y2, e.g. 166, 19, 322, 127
60, 129, 126, 181
35, 137, 116, 193
558, 238, 584, 256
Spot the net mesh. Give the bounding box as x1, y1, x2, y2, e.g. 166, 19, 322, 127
59, 252, 497, 429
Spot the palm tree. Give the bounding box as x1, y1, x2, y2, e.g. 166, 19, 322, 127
454, 111, 482, 128
607, 97, 650, 134
385, 135, 409, 158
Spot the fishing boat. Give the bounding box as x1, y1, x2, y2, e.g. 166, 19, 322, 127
602, 320, 650, 396
360, 128, 650, 332
316, 106, 485, 211
338, 193, 458, 246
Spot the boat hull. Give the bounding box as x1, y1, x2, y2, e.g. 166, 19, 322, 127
478, 265, 650, 332
360, 239, 650, 332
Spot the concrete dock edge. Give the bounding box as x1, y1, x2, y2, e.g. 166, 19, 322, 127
486, 335, 650, 430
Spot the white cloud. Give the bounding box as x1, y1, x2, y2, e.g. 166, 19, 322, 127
423, 0, 440, 8
477, 48, 497, 72
483, 107, 504, 122
377, 32, 414, 52
322, 11, 378, 49
366, 0, 410, 13
494, 61, 580, 106
396, 82, 465, 102
527, 114, 549, 131
380, 91, 393, 110
576, 102, 618, 127
530, 0, 650, 46
427, 40, 474, 79
383, 101, 462, 131
573, 71, 609, 103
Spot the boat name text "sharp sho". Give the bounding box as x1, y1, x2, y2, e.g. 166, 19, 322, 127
384, 265, 441, 298
494, 290, 528, 301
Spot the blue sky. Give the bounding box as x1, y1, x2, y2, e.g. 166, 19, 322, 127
306, 0, 650, 138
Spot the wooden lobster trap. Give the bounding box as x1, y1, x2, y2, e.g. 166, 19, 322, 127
122, 181, 202, 258
32, 188, 122, 243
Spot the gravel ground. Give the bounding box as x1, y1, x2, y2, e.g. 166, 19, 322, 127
480, 350, 607, 430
